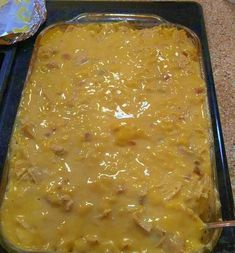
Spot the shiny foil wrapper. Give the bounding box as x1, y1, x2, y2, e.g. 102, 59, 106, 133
0, 0, 46, 45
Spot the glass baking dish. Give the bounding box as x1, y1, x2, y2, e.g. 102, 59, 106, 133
0, 13, 223, 253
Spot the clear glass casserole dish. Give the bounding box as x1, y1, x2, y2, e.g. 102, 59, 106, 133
0, 13, 222, 253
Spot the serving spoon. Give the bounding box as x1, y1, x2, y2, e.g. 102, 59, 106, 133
207, 220, 235, 229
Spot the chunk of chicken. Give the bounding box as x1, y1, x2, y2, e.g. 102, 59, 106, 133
15, 160, 44, 184
45, 193, 74, 212
61, 53, 72, 60
61, 194, 74, 212
50, 144, 67, 156
45, 62, 60, 70
21, 123, 34, 139
84, 132, 92, 142
194, 87, 204, 95
14, 159, 30, 179
96, 208, 112, 219
138, 187, 148, 205
16, 215, 31, 230
164, 182, 182, 201
193, 160, 204, 178
38, 48, 58, 60
120, 238, 133, 250
133, 212, 152, 233
27, 167, 44, 184
76, 53, 89, 66
85, 234, 99, 245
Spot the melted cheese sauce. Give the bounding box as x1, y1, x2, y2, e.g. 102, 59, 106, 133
0, 24, 219, 253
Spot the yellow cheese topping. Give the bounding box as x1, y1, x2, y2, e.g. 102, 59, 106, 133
0, 23, 220, 253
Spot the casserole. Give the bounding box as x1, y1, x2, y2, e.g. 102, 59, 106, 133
0, 13, 222, 253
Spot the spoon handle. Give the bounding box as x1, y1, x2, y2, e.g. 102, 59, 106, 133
207, 220, 235, 229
